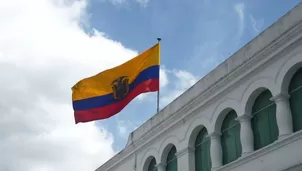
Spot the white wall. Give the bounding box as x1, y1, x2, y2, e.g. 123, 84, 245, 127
136, 41, 302, 171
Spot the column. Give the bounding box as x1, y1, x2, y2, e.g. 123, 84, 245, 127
175, 147, 195, 171
209, 132, 222, 169
236, 114, 254, 157
270, 92, 293, 139
156, 162, 165, 171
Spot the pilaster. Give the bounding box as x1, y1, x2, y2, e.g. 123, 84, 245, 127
209, 132, 222, 170
236, 114, 254, 157
270, 92, 293, 139
175, 147, 195, 171
155, 162, 166, 171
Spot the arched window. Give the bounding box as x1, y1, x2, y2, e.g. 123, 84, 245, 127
221, 110, 241, 165
166, 146, 177, 171
251, 89, 278, 150
289, 67, 302, 132
195, 128, 211, 171
148, 157, 157, 171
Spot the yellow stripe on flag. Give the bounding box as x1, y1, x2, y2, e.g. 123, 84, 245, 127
72, 43, 160, 101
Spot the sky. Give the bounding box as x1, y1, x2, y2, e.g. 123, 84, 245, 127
1, 0, 302, 170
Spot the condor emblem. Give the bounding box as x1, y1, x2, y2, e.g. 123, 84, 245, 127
111, 76, 130, 100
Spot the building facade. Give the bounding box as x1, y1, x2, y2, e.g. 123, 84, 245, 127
96, 3, 302, 171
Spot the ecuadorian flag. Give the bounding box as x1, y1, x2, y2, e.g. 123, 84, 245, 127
72, 43, 160, 124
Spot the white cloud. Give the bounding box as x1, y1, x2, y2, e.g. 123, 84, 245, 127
103, 0, 149, 7
106, 0, 127, 5
160, 67, 169, 88
234, 3, 245, 41
160, 69, 199, 107
117, 120, 138, 139
134, 0, 149, 6
0, 0, 141, 170
174, 70, 198, 88
135, 67, 198, 109
249, 14, 264, 34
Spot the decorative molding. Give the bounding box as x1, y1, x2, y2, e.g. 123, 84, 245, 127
216, 131, 302, 171
270, 92, 290, 102
235, 114, 253, 122
155, 162, 166, 168
96, 13, 302, 171
240, 151, 253, 158
175, 147, 194, 158
278, 133, 292, 140
139, 147, 159, 170
208, 132, 221, 139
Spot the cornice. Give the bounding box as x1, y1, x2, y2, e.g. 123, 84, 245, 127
270, 92, 290, 102
216, 131, 302, 171
208, 132, 222, 139
235, 114, 253, 122
175, 147, 194, 158
96, 14, 302, 171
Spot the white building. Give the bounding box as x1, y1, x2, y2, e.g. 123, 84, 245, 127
96, 3, 302, 171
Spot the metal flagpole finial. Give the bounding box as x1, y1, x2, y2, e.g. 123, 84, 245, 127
157, 38, 161, 42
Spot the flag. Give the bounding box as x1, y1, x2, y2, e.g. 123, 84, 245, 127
72, 43, 160, 124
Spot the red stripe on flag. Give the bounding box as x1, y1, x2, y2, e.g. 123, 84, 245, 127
74, 78, 159, 124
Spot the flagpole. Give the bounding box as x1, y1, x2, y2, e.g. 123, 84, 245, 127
157, 38, 161, 113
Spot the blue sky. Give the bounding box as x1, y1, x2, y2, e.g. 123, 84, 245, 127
87, 0, 302, 151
